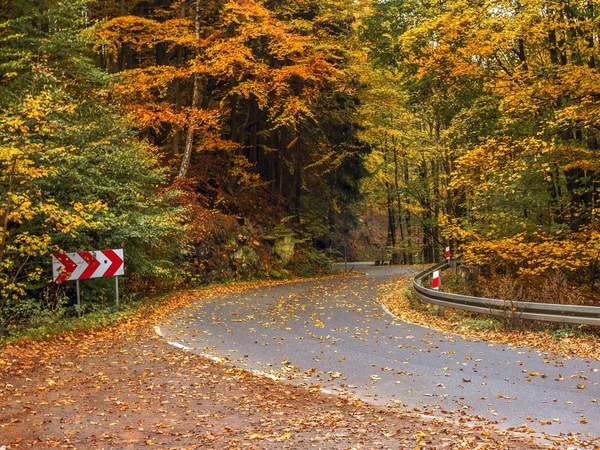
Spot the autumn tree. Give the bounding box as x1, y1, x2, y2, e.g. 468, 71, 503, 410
363, 0, 600, 284
94, 0, 371, 269
0, 0, 185, 333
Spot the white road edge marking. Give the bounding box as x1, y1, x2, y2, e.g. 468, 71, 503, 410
155, 324, 518, 440
380, 303, 395, 318
154, 326, 336, 395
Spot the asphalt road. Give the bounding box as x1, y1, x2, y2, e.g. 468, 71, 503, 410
158, 263, 600, 441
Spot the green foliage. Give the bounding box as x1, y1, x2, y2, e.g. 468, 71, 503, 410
0, 0, 186, 335
405, 288, 432, 313
552, 327, 575, 341
0, 290, 152, 346
464, 318, 500, 331
549, 325, 600, 342
289, 246, 332, 278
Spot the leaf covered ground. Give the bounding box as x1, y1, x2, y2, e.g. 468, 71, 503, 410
378, 280, 600, 362
0, 278, 552, 450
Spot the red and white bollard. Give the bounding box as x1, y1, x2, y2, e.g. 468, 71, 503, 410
432, 270, 440, 290
445, 246, 450, 260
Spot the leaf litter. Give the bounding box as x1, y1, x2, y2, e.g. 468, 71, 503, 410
0, 276, 590, 449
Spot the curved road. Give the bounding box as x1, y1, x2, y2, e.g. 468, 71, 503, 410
158, 264, 600, 441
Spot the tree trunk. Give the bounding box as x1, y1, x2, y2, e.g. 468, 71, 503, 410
392, 145, 404, 264
386, 180, 399, 264
178, 0, 201, 178
432, 159, 440, 263
518, 38, 528, 71
0, 156, 17, 267
248, 96, 258, 164
403, 154, 413, 264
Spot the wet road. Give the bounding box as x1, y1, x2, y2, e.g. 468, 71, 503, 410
158, 264, 600, 440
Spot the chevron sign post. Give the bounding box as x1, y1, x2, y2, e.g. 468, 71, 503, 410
52, 249, 125, 312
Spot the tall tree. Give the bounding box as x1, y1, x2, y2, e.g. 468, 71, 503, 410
95, 0, 370, 240
363, 0, 600, 279
0, 0, 184, 332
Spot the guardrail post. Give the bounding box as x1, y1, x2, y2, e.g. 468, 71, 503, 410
450, 258, 458, 275
76, 279, 81, 317
437, 305, 446, 317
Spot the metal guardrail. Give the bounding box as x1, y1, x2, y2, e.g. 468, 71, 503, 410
412, 262, 600, 326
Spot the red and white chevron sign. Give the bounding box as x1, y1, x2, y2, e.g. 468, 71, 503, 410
52, 249, 124, 283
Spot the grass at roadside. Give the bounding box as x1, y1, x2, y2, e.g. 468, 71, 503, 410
0, 284, 221, 348
379, 279, 600, 361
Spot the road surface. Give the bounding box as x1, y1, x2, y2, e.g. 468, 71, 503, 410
158, 263, 600, 441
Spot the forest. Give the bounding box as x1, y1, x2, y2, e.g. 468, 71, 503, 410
1, 0, 600, 333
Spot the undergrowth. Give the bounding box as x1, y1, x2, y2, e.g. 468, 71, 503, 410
440, 269, 591, 306
0, 293, 151, 347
